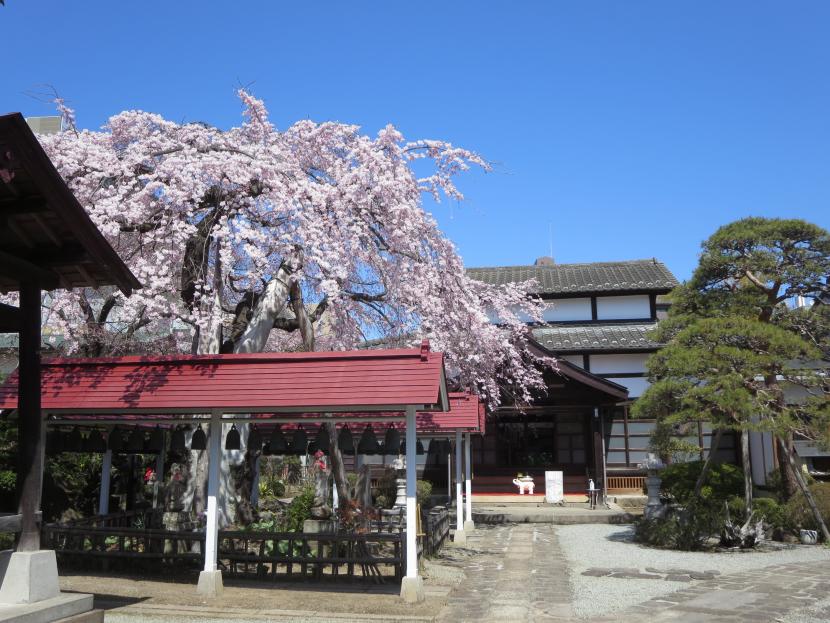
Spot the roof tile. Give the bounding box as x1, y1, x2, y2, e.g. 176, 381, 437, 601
467, 259, 678, 295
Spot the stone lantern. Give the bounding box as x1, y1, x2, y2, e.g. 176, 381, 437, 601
638, 453, 666, 519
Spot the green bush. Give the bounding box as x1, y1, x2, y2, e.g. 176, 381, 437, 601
784, 482, 830, 532
659, 461, 744, 504
417, 480, 432, 507
634, 499, 724, 551
283, 487, 315, 532
753, 497, 786, 529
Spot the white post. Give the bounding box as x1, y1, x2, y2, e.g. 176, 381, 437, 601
197, 409, 224, 597
464, 432, 474, 532
453, 430, 465, 543
447, 443, 452, 501
400, 405, 424, 602
99, 448, 112, 516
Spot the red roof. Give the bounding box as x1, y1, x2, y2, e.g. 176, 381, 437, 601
252, 391, 485, 434
0, 345, 449, 414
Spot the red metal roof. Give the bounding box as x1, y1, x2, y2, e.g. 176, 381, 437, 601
0, 345, 449, 414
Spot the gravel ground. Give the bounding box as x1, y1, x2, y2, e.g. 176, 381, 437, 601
778, 596, 830, 623
556, 524, 830, 619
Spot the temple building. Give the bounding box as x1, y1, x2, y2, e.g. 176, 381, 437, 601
466, 257, 737, 496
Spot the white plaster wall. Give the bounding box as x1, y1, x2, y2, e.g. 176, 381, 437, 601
588, 353, 649, 375
603, 376, 650, 398
541, 298, 592, 322
559, 354, 584, 368
596, 294, 651, 320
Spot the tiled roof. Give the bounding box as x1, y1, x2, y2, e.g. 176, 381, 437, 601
466, 259, 679, 295
532, 322, 662, 352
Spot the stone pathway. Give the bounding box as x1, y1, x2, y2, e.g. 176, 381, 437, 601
435, 524, 572, 622
587, 560, 830, 623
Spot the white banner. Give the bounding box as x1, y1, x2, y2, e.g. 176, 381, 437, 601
545, 470, 564, 504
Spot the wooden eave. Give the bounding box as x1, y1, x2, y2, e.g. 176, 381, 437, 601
0, 113, 140, 295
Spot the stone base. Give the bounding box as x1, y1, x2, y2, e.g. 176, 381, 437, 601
196, 570, 223, 598
0, 593, 94, 623
399, 575, 425, 603
0, 551, 60, 604
453, 529, 466, 544
463, 519, 475, 533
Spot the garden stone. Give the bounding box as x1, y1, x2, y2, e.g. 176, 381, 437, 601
582, 568, 612, 577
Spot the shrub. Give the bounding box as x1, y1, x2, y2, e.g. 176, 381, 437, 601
659, 461, 744, 504
752, 497, 786, 530
784, 482, 830, 533
417, 480, 433, 507
284, 487, 315, 532
634, 499, 724, 551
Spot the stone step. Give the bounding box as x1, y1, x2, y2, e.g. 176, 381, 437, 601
0, 593, 94, 623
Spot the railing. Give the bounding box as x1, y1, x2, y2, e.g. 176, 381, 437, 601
43, 526, 406, 582
606, 476, 646, 493
220, 530, 403, 581
43, 505, 450, 583
419, 506, 449, 557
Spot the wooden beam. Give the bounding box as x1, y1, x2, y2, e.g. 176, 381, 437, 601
0, 250, 58, 289
0, 302, 21, 332
16, 283, 43, 551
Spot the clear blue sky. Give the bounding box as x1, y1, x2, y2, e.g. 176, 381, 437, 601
2, 2, 828, 281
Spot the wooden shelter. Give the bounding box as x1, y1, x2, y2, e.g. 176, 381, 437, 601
0, 112, 140, 554
0, 344, 450, 601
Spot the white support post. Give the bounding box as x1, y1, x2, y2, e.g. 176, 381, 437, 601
447, 443, 452, 502
464, 432, 474, 532
453, 430, 465, 543
400, 405, 424, 603
197, 409, 224, 597
99, 448, 112, 516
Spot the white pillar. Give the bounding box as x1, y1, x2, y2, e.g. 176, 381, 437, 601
99, 449, 112, 516
464, 432, 474, 532
197, 410, 224, 597
447, 442, 452, 501
453, 430, 465, 543
400, 405, 424, 602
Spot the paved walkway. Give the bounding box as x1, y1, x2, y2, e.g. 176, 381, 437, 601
436, 524, 830, 623
588, 560, 830, 623
435, 524, 572, 622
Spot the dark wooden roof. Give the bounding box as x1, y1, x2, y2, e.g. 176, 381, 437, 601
0, 113, 140, 295
531, 322, 662, 353
467, 259, 678, 295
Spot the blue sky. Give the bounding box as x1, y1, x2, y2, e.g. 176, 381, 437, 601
2, 1, 828, 281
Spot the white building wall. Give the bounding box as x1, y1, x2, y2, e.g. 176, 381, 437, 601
603, 376, 650, 398
559, 354, 584, 368
542, 298, 592, 322
588, 353, 649, 375
596, 294, 651, 320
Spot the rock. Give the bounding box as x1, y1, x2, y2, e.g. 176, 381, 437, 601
704, 569, 722, 575
581, 568, 612, 577
689, 572, 716, 580
665, 574, 692, 582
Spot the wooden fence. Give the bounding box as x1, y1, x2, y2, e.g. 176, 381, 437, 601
606, 475, 646, 494
42, 505, 450, 583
